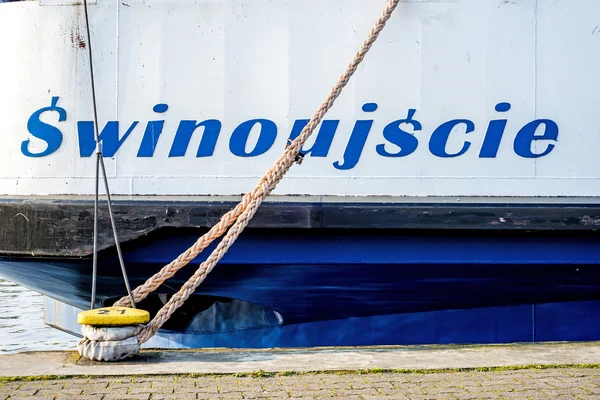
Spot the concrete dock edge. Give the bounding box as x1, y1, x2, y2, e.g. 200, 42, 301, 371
1, 342, 600, 378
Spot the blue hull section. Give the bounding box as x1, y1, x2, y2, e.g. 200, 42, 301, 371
149, 300, 600, 348
2, 230, 600, 347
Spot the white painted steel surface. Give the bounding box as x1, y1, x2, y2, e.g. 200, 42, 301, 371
0, 0, 599, 197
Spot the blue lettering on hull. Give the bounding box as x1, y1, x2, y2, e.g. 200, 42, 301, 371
21, 97, 560, 169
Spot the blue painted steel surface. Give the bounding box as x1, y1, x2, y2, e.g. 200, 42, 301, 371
151, 304, 537, 348
119, 231, 600, 265
150, 300, 600, 348
1, 230, 600, 346
536, 301, 600, 342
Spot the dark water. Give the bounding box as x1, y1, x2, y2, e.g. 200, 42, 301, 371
0, 279, 78, 353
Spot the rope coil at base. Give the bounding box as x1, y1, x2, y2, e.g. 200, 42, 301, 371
78, 0, 401, 362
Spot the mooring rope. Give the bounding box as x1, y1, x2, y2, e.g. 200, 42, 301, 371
83, 0, 136, 310
115, 0, 401, 312
112, 0, 403, 344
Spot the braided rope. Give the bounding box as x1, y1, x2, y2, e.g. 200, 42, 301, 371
114, 0, 400, 342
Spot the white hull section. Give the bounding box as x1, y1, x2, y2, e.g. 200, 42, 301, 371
0, 0, 599, 198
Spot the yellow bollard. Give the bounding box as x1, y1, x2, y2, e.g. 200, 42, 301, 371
77, 307, 150, 326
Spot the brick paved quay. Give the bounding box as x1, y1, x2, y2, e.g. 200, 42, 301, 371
1, 368, 600, 400
2, 343, 600, 399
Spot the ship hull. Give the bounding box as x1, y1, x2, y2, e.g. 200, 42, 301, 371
2, 0, 600, 347
3, 215, 600, 347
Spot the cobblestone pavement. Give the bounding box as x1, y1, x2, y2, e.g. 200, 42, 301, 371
1, 368, 599, 400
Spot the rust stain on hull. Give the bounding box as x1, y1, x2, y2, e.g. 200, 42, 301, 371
70, 32, 86, 49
